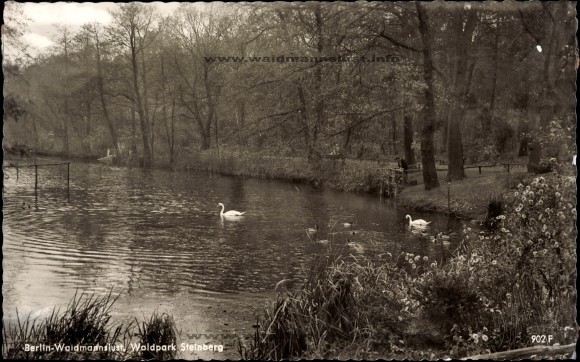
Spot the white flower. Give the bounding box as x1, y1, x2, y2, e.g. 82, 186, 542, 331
491, 260, 497, 265
482, 335, 489, 342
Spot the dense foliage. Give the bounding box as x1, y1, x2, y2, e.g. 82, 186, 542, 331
3, 2, 576, 182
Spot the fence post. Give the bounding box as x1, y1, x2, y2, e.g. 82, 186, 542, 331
34, 164, 38, 196
478, 166, 481, 174
67, 162, 70, 199
16, 163, 19, 180
507, 163, 510, 173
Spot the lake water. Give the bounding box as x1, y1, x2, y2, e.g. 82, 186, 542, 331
2, 159, 462, 358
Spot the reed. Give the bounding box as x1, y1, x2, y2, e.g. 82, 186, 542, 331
2, 291, 132, 360
134, 311, 178, 360
2, 291, 177, 360
238, 249, 412, 360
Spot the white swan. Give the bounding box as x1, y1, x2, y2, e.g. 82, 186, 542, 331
347, 241, 364, 254
306, 224, 319, 235
218, 203, 245, 217
436, 233, 451, 245
97, 148, 115, 164
406, 214, 431, 227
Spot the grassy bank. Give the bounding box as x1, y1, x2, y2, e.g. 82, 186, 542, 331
172, 148, 397, 193
238, 173, 577, 360
398, 171, 529, 220
172, 149, 534, 220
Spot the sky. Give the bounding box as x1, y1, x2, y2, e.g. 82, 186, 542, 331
4, 2, 184, 58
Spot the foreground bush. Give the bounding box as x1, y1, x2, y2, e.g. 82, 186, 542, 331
417, 173, 576, 356
238, 250, 419, 360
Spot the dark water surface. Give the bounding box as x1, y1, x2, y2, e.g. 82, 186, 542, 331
3, 159, 462, 355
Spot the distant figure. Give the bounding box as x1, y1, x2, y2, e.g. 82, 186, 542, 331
395, 155, 408, 171
97, 148, 115, 165
395, 156, 408, 184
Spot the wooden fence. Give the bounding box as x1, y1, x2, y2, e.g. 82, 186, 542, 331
4, 161, 71, 200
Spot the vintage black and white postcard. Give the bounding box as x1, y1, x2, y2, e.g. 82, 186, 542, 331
2, 1, 577, 360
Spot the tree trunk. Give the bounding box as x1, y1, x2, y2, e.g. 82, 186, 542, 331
403, 113, 416, 165
527, 139, 542, 173
297, 83, 314, 160
486, 30, 500, 134
130, 104, 137, 157
416, 2, 440, 190
85, 103, 92, 154
95, 28, 119, 155
170, 98, 175, 164
392, 115, 398, 155
61, 114, 70, 154
447, 7, 477, 181
130, 24, 152, 166
309, 4, 324, 162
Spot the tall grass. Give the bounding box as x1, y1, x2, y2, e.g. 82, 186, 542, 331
2, 291, 178, 360
134, 312, 178, 360
238, 249, 413, 360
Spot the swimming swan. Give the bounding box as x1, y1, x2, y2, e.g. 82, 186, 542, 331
406, 214, 431, 227
347, 241, 364, 253
306, 224, 319, 235
218, 203, 245, 217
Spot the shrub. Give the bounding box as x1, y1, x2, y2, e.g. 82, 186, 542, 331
483, 194, 504, 231
464, 139, 500, 165
420, 173, 576, 356
238, 252, 415, 360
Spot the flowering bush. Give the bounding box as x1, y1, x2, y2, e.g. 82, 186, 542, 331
414, 173, 576, 356
464, 138, 500, 164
